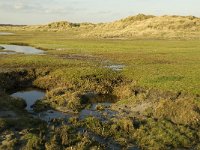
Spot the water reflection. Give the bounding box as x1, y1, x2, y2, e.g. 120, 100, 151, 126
0, 32, 14, 35
11, 88, 45, 112
0, 44, 44, 54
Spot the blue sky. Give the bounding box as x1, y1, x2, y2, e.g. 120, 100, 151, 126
0, 0, 200, 25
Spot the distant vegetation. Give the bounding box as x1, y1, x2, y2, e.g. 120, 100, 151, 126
1, 14, 200, 39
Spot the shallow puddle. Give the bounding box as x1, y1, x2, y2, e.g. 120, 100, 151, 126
11, 88, 45, 112
10, 89, 117, 123
38, 110, 73, 122
79, 103, 117, 121
9, 88, 139, 148
0, 44, 44, 54
106, 64, 125, 71
37, 103, 117, 122
0, 32, 14, 35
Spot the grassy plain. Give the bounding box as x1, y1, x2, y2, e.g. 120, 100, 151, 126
0, 31, 200, 94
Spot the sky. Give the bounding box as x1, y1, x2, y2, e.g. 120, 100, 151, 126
0, 0, 200, 25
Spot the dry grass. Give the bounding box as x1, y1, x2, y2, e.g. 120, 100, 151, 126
1, 14, 200, 39
154, 98, 200, 125
85, 14, 200, 39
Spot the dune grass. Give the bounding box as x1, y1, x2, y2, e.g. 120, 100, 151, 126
1, 14, 200, 39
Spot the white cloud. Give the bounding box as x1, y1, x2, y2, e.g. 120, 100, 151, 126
0, 0, 79, 14
0, 0, 200, 24
14, 3, 25, 10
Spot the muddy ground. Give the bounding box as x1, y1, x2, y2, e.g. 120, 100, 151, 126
0, 68, 200, 149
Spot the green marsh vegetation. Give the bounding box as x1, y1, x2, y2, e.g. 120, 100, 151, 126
0, 14, 200, 149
